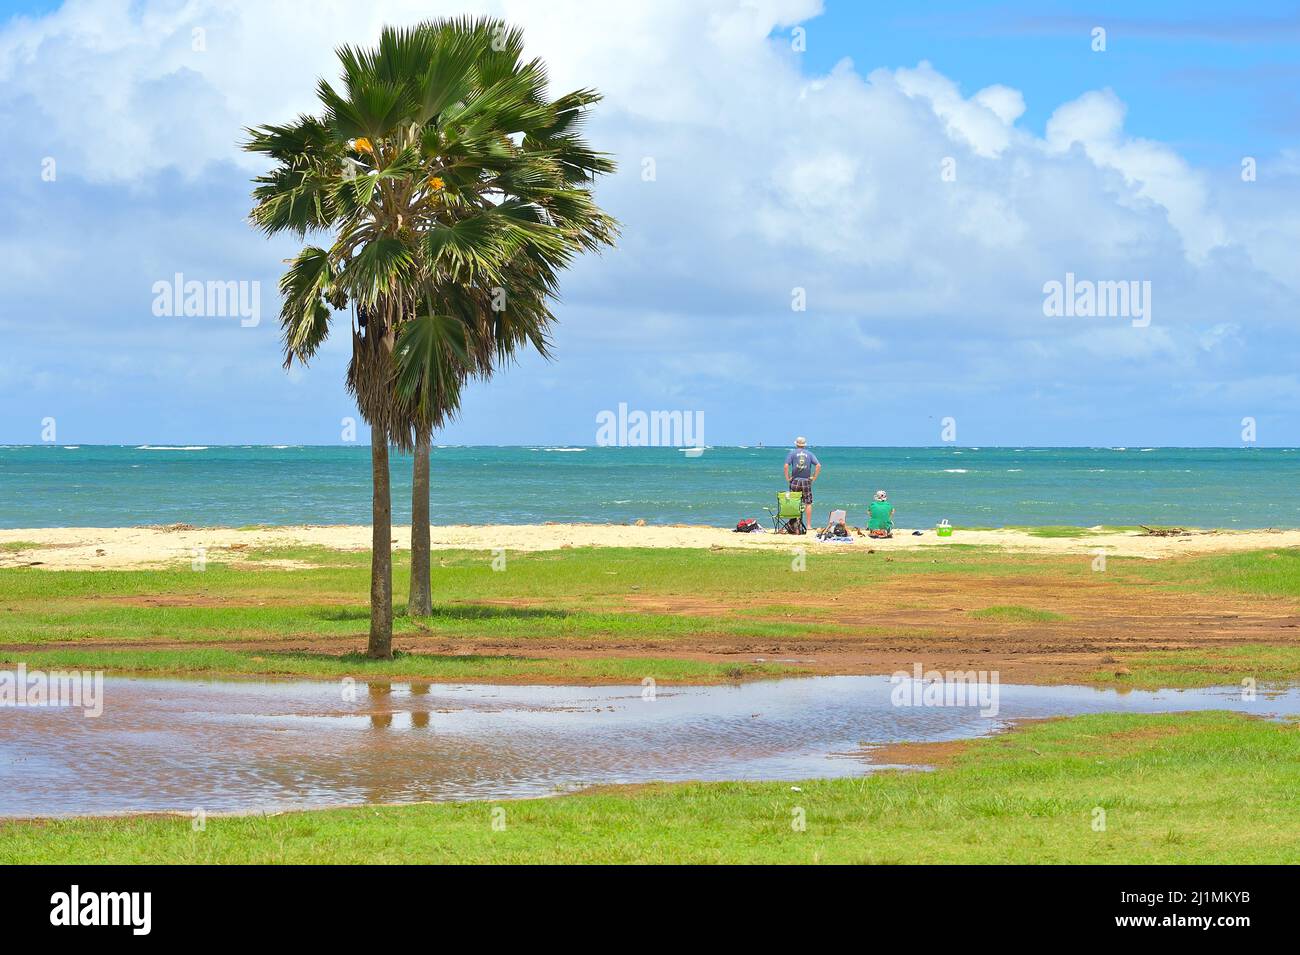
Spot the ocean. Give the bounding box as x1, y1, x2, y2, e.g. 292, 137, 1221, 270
0, 445, 1295, 530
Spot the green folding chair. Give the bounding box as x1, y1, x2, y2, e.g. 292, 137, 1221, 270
765, 490, 806, 534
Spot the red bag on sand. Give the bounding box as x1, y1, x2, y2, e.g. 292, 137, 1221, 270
735, 518, 760, 533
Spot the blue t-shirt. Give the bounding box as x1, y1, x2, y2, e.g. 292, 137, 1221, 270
785, 448, 819, 480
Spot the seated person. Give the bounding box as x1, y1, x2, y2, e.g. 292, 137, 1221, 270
867, 490, 894, 538
818, 509, 850, 540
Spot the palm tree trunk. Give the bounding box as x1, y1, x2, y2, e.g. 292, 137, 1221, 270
407, 431, 433, 617
367, 423, 394, 658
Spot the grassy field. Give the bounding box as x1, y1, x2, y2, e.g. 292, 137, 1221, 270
4, 711, 1296, 864
1135, 546, 1300, 599
1088, 645, 1300, 689
0, 545, 970, 644
3, 543, 1297, 864
0, 544, 1051, 657
1, 543, 1298, 686
4, 647, 785, 682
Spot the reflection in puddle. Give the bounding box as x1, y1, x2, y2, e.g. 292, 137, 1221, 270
2, 675, 1297, 816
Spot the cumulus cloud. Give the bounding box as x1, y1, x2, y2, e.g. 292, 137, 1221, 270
1, 0, 1297, 444
1045, 89, 1227, 261
895, 62, 1024, 157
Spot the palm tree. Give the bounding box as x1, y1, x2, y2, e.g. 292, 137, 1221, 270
396, 309, 467, 619
245, 18, 616, 656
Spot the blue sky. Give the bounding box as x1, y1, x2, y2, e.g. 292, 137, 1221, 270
800, 1, 1300, 167
1, 0, 1297, 446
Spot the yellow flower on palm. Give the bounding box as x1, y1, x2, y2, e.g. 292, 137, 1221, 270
352, 137, 374, 154
428, 176, 445, 191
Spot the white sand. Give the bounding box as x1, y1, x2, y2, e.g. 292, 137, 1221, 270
1, 523, 1297, 570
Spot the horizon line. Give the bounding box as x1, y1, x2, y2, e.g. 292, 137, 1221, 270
1, 444, 1288, 451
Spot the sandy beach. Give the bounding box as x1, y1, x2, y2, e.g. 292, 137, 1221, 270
3, 522, 1299, 570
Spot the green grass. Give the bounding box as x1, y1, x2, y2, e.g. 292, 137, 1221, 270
3, 544, 1296, 863
1093, 644, 1300, 690
0, 647, 789, 683
0, 544, 1054, 601
969, 605, 1067, 622
4, 711, 1296, 864
1022, 526, 1100, 538
0, 545, 1067, 653
233, 544, 370, 566
0, 541, 42, 552
0, 601, 819, 646
1, 544, 1296, 685
951, 524, 1145, 536
1018, 525, 1142, 538
1128, 547, 1300, 600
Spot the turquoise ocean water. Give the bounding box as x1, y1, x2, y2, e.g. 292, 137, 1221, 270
0, 445, 1295, 530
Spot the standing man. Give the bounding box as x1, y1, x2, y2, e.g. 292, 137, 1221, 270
783, 436, 821, 533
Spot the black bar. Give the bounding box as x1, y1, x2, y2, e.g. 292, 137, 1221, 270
1, 866, 1289, 940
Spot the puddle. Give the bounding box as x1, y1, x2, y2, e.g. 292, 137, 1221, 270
2, 675, 1297, 816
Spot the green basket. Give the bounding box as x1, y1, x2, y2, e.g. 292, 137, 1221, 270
936, 522, 954, 537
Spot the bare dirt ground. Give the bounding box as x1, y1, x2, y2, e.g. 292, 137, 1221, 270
626, 573, 1299, 681
381, 573, 1298, 684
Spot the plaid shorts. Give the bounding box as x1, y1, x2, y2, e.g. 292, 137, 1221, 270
789, 477, 813, 505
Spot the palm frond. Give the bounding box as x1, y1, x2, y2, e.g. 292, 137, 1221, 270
346, 236, 416, 306
278, 247, 336, 367
393, 311, 471, 429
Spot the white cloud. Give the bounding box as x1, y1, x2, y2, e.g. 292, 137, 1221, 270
895, 62, 1024, 157
2, 0, 1298, 443
1045, 89, 1226, 261
973, 84, 1026, 125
